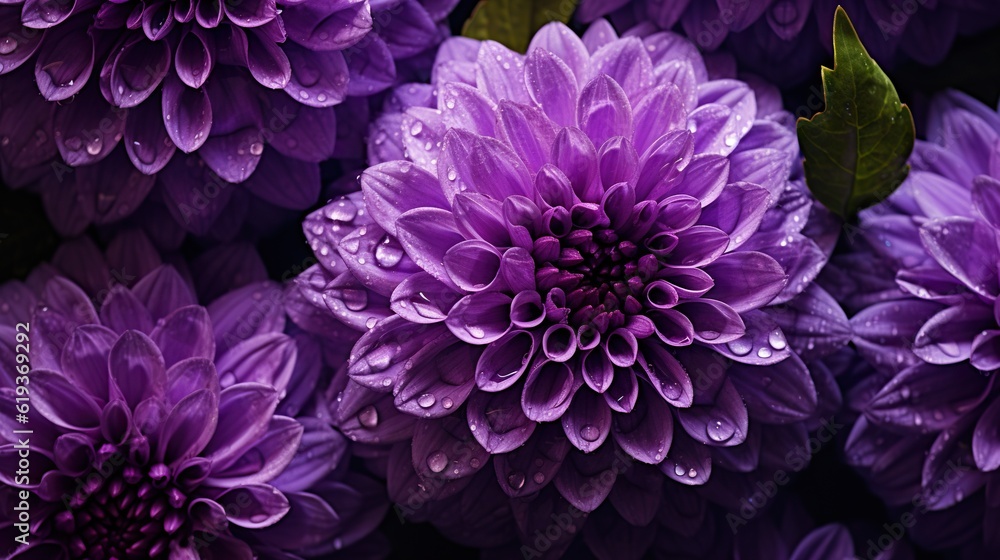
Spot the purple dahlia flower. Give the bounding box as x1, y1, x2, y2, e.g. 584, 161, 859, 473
840, 90, 1000, 555
0, 266, 386, 558
576, 0, 1000, 85
0, 0, 458, 237
289, 19, 850, 552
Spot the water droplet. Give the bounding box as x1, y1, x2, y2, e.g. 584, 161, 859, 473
580, 425, 600, 442
532, 472, 545, 484
441, 397, 454, 409
375, 237, 404, 268
417, 393, 436, 408
706, 418, 736, 442
0, 37, 17, 55
938, 342, 961, 357
507, 471, 525, 489
410, 121, 423, 136
466, 325, 486, 339
427, 451, 448, 473
723, 133, 737, 147
358, 405, 378, 428
250, 142, 264, 156
365, 317, 377, 329
727, 336, 753, 356
700, 330, 720, 341
757, 347, 772, 359
333, 287, 367, 312
673, 464, 686, 476
768, 329, 787, 350
687, 468, 697, 478
381, 378, 393, 387
86, 136, 103, 155
220, 372, 236, 387
446, 168, 457, 182
901, 387, 911, 399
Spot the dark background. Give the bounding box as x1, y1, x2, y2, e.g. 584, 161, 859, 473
3, 1, 999, 558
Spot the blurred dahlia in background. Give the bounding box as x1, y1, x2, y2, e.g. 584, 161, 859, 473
576, 0, 1000, 86
0, 239, 387, 559
0, 0, 457, 243
832, 89, 1000, 558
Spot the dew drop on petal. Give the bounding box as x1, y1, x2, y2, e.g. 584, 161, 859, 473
358, 405, 378, 428
507, 471, 525, 489
417, 393, 436, 408
427, 451, 448, 473
580, 425, 600, 442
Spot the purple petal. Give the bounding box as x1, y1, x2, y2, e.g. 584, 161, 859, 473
867, 362, 993, 433
395, 207, 466, 289
206, 416, 303, 486
150, 305, 215, 369
109, 330, 167, 408
156, 388, 218, 466
467, 388, 536, 453
577, 74, 632, 149
33, 17, 93, 100
124, 92, 177, 174
392, 337, 478, 417
702, 251, 786, 312
412, 416, 488, 480
32, 370, 102, 432
612, 384, 674, 464
54, 85, 126, 166
283, 42, 348, 107
444, 291, 512, 345
476, 40, 528, 104
729, 353, 817, 424
216, 484, 289, 528
131, 265, 197, 322
553, 445, 617, 511
561, 388, 611, 452
60, 324, 117, 400
475, 329, 538, 391
660, 427, 711, 485
639, 342, 694, 407
165, 358, 219, 407
920, 216, 999, 298
100, 285, 155, 334
522, 359, 576, 422
632, 85, 687, 155
203, 382, 280, 469
215, 332, 296, 390
913, 303, 993, 365
677, 378, 748, 446
282, 0, 372, 51
525, 47, 578, 127
161, 74, 212, 153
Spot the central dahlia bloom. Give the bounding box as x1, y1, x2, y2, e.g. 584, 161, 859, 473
842, 90, 1000, 555
0, 265, 386, 559
291, 20, 847, 550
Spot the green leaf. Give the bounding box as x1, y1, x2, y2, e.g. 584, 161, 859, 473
796, 5, 914, 220
462, 0, 580, 53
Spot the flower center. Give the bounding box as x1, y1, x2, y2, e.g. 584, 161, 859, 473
536, 223, 650, 332
55, 462, 190, 559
